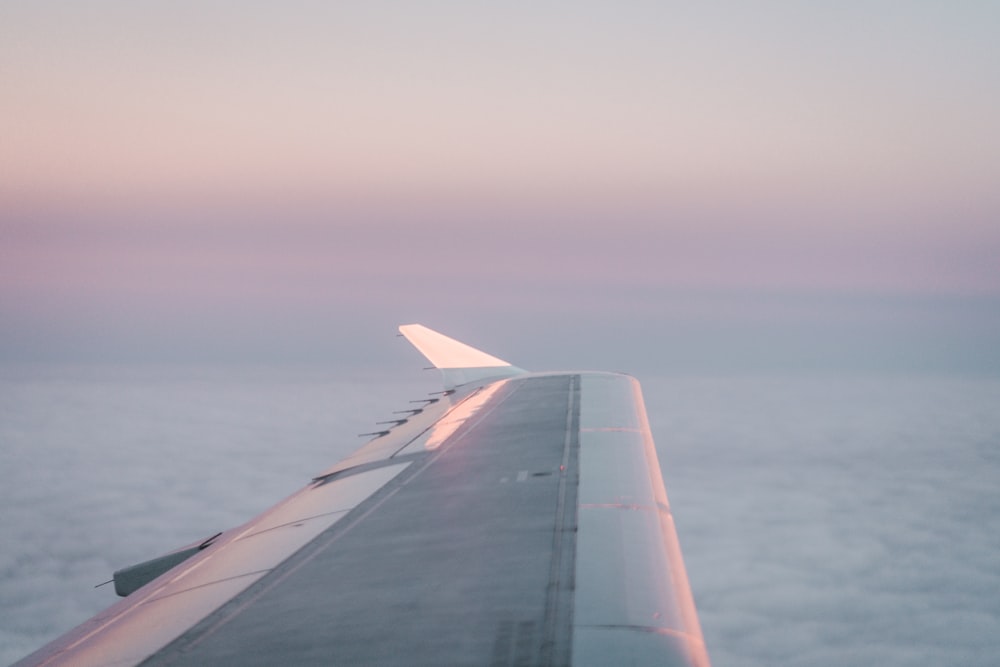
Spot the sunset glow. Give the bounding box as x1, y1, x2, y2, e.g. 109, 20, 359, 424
1, 3, 998, 371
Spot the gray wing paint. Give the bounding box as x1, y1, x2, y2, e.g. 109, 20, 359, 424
15, 325, 710, 667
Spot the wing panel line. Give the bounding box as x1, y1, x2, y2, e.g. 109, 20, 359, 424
539, 374, 581, 665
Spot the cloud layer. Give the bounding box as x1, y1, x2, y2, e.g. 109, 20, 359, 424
645, 375, 1000, 666
3, 367, 999, 665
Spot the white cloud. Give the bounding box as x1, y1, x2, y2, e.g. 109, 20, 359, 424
2, 370, 999, 665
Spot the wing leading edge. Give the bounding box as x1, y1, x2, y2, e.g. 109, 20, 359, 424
16, 325, 709, 667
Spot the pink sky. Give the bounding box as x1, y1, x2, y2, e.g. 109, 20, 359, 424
2, 3, 998, 369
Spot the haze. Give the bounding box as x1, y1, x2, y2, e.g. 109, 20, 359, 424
2, 2, 998, 372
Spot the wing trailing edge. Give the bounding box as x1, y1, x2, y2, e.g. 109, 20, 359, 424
398, 323, 526, 389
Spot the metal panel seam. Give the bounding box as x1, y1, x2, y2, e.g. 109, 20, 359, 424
539, 374, 580, 666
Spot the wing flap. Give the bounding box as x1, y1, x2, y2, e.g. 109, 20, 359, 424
574, 373, 710, 666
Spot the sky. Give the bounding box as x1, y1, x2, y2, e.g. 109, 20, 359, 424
1, 1, 999, 373
3, 6, 1000, 664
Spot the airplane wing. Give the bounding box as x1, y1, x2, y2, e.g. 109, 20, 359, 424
15, 325, 710, 666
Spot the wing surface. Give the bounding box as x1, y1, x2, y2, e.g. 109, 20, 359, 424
16, 326, 709, 667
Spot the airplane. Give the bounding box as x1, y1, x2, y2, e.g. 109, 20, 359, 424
15, 324, 710, 666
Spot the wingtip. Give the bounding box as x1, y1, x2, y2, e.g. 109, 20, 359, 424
397, 324, 527, 390
397, 324, 510, 369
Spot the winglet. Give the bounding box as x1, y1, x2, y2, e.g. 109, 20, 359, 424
398, 324, 526, 389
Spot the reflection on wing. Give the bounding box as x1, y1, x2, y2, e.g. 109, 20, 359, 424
421, 381, 508, 450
